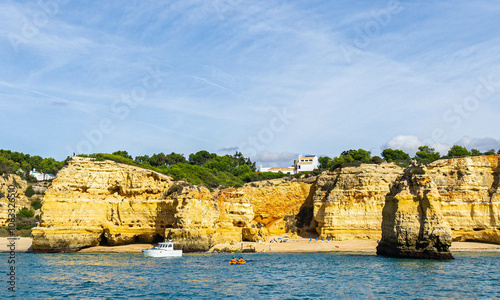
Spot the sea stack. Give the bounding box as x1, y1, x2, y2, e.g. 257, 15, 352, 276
377, 164, 454, 259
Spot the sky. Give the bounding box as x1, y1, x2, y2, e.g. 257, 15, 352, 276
1, 0, 500, 167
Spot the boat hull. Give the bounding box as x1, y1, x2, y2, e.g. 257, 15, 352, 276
142, 249, 182, 257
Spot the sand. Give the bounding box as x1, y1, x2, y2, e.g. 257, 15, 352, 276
1, 237, 499, 254
0, 237, 32, 253
210, 238, 500, 254
78, 244, 155, 253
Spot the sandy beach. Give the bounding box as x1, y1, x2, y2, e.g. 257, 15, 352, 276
211, 238, 500, 254
2, 237, 499, 254
0, 237, 33, 253
78, 243, 155, 253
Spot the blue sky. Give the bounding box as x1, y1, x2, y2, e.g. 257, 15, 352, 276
1, 0, 500, 167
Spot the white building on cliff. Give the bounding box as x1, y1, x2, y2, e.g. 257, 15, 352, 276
295, 155, 320, 173
29, 170, 55, 181
259, 155, 319, 174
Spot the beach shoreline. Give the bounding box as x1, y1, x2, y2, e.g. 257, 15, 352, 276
2, 237, 500, 254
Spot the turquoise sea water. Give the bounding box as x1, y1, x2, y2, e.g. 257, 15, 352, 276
2, 251, 499, 299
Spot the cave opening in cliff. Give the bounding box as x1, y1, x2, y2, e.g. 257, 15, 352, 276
152, 234, 163, 243
99, 233, 109, 246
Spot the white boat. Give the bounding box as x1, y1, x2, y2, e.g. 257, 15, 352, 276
142, 241, 183, 257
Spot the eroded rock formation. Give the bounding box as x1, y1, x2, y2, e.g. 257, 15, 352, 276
376, 165, 453, 259
31, 155, 500, 253
313, 163, 403, 240
32, 157, 314, 252
313, 155, 500, 245
426, 156, 500, 244
0, 175, 31, 227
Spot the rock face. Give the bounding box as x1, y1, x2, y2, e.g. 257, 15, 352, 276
313, 164, 403, 240
313, 155, 500, 245
32, 155, 500, 253
426, 156, 500, 244
0, 175, 31, 227
32, 157, 314, 252
377, 165, 454, 259
32, 157, 174, 252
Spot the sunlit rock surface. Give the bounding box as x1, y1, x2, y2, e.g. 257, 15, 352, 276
377, 165, 453, 259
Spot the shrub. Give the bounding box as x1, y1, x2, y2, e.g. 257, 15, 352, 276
447, 145, 471, 157
25, 186, 35, 197
371, 156, 384, 164
31, 199, 43, 210
17, 207, 34, 219
382, 149, 410, 162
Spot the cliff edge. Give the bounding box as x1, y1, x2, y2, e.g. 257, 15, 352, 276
32, 157, 314, 252
377, 165, 453, 259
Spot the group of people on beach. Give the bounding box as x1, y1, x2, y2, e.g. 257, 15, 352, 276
269, 238, 287, 243
309, 237, 331, 242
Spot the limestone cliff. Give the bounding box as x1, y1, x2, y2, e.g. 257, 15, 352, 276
313, 163, 403, 240
32, 157, 313, 252
0, 175, 31, 227
313, 156, 500, 244
32, 155, 500, 253
143, 179, 313, 251
377, 165, 453, 259
32, 157, 175, 252
426, 156, 500, 244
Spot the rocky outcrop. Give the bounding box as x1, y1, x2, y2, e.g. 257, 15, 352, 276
32, 157, 314, 252
153, 179, 313, 251
32, 157, 175, 252
426, 156, 500, 244
313, 156, 500, 245
377, 165, 453, 259
313, 163, 403, 240
32, 155, 500, 253
0, 175, 31, 227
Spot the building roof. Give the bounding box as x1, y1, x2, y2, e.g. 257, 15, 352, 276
268, 167, 295, 171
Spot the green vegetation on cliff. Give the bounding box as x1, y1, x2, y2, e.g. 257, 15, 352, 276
0, 149, 65, 181
80, 151, 286, 188
320, 145, 498, 171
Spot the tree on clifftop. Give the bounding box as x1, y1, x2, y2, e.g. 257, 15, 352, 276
447, 145, 471, 157
471, 149, 482, 156
112, 150, 132, 160
340, 149, 371, 162
381, 148, 410, 162
483, 149, 496, 155
165, 152, 187, 166
414, 146, 440, 163
188, 150, 217, 166
318, 156, 332, 169
330, 149, 372, 169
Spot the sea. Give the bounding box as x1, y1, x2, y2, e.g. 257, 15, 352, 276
2, 251, 499, 299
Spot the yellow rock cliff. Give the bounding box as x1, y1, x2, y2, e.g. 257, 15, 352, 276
31, 155, 500, 252
32, 157, 313, 252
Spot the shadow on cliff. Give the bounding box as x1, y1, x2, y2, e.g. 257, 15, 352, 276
489, 167, 499, 228
293, 178, 319, 238
377, 165, 454, 259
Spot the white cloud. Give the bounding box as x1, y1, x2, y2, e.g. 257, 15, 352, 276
252, 150, 297, 168
1, 1, 500, 160
432, 143, 451, 156
381, 135, 423, 156
455, 136, 500, 151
